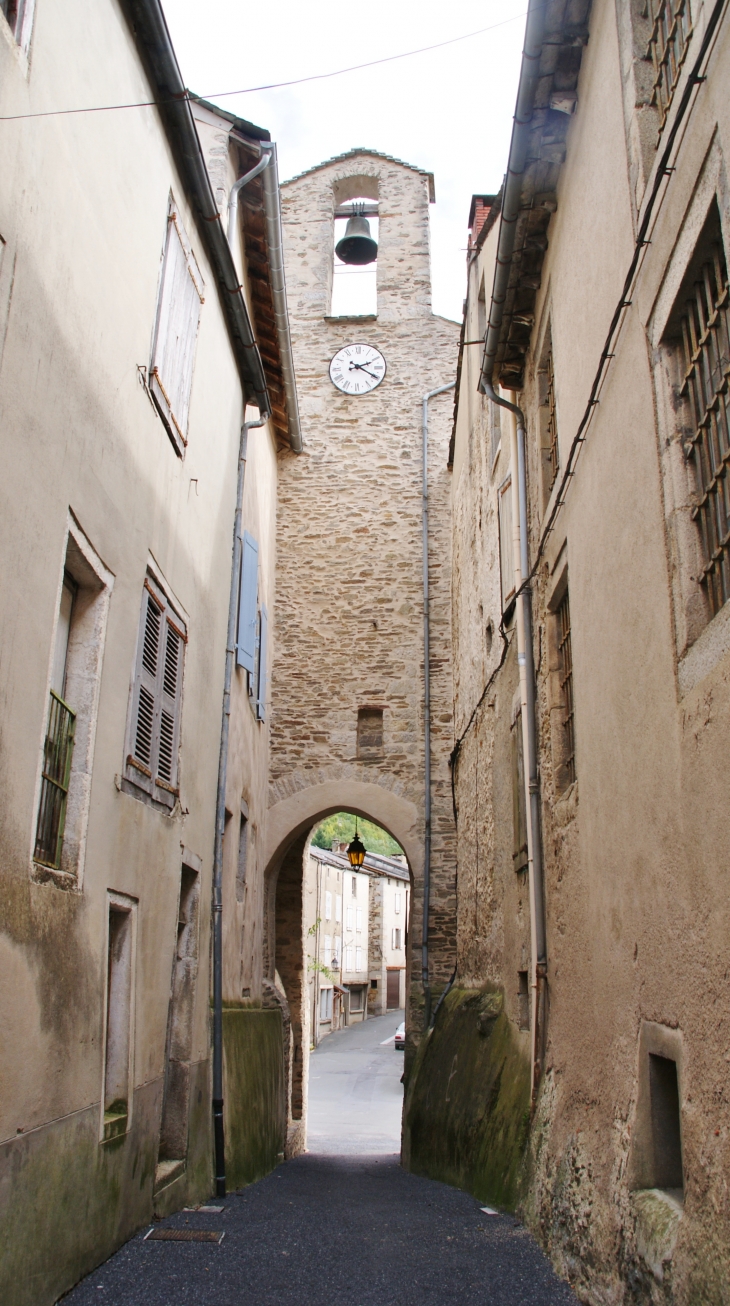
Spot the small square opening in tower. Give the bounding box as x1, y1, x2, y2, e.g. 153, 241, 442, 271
357, 706, 383, 759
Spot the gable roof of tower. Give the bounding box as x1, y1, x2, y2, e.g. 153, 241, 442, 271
282, 148, 436, 202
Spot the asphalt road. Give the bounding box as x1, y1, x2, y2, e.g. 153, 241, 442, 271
307, 1007, 405, 1153
64, 1011, 576, 1305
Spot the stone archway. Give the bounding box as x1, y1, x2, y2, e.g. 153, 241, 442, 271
262, 777, 420, 1156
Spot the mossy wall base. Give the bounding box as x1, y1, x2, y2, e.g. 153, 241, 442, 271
223, 1006, 285, 1190
403, 986, 531, 1211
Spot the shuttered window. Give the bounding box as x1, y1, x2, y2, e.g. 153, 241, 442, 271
498, 475, 516, 609
236, 532, 259, 673
150, 198, 205, 457
256, 604, 268, 722
126, 578, 186, 808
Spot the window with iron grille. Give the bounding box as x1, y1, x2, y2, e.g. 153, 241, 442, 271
647, 0, 692, 132
678, 221, 730, 617
125, 576, 186, 809
557, 591, 576, 788
545, 349, 559, 490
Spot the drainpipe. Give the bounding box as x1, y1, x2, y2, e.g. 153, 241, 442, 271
227, 144, 273, 245
212, 408, 267, 1197
497, 390, 547, 1106
421, 382, 455, 1030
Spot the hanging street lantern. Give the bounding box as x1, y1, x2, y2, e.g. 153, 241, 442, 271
346, 819, 366, 869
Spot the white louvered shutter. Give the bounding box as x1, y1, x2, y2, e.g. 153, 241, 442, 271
237, 533, 258, 672
256, 604, 268, 721
150, 203, 204, 455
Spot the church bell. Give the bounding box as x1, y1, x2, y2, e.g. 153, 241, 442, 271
335, 212, 378, 266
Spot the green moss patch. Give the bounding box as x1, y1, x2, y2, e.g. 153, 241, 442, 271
223, 1007, 285, 1189
404, 986, 531, 1210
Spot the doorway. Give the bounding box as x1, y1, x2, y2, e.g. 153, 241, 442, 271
156, 863, 200, 1189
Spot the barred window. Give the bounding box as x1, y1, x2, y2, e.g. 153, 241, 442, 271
545, 349, 559, 490
557, 591, 576, 789
678, 216, 730, 617
647, 0, 692, 131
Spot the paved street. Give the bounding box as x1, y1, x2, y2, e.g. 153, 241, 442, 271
65, 1012, 576, 1305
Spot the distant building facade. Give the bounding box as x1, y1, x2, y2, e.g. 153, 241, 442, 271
305, 843, 409, 1043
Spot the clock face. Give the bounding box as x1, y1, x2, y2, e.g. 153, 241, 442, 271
329, 343, 386, 395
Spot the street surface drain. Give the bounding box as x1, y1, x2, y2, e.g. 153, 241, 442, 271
144, 1228, 224, 1244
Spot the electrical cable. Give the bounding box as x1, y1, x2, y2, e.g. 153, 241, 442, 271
0, 5, 534, 122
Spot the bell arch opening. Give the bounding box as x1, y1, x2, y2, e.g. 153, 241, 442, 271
330, 175, 379, 318
262, 785, 416, 1157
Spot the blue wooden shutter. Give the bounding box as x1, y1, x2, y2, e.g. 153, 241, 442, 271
237, 532, 258, 672
256, 604, 268, 721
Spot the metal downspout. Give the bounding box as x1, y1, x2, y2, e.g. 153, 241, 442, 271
421, 382, 455, 1030
212, 409, 266, 1197
227, 144, 273, 244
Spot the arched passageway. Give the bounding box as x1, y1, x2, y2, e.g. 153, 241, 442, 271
262, 779, 419, 1156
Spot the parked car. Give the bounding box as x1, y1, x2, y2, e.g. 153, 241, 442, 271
394, 1022, 405, 1050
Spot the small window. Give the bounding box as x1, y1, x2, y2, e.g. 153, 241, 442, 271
648, 1054, 684, 1192
325, 890, 332, 921
349, 986, 364, 1013
357, 706, 383, 759
103, 895, 136, 1142
647, 0, 692, 133
392, 928, 402, 950
235, 814, 248, 903
517, 971, 530, 1030
319, 987, 333, 1021
673, 203, 730, 618
125, 576, 186, 810
1, 0, 35, 53
150, 198, 205, 457
511, 705, 528, 873
352, 875, 357, 898
555, 589, 576, 791
498, 476, 515, 610
394, 892, 401, 914
477, 274, 487, 343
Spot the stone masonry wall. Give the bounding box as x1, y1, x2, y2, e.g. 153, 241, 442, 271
270, 152, 459, 1039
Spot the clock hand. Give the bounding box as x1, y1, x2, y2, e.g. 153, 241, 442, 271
349, 362, 380, 380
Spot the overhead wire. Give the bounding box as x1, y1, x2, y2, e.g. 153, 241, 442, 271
0, 5, 532, 122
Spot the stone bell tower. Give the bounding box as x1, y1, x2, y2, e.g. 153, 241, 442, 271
265, 149, 459, 1122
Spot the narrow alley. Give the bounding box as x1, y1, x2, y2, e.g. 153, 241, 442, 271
63, 1015, 575, 1306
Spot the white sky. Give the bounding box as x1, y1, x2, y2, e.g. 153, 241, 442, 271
161, 0, 527, 323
